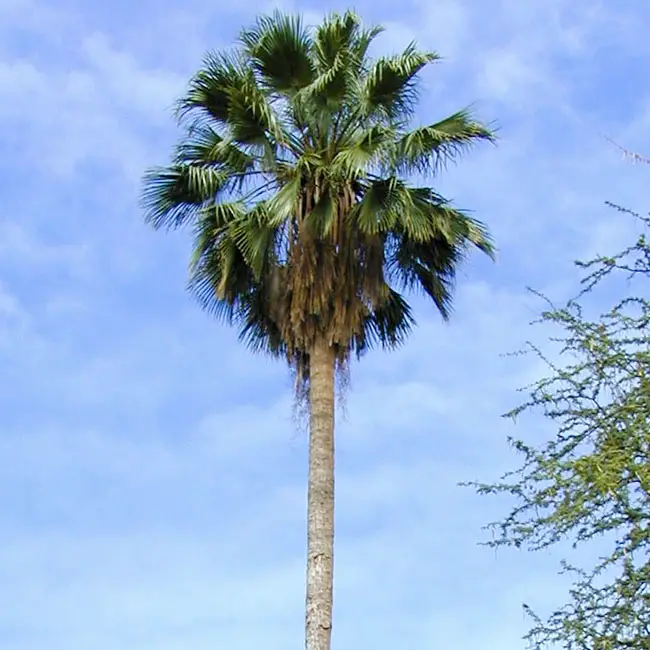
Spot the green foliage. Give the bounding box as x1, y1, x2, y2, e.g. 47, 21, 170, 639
470, 203, 650, 649
141, 10, 495, 383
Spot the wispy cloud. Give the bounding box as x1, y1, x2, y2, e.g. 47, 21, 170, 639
1, 0, 649, 649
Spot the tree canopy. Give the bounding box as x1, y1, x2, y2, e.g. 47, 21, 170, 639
471, 200, 650, 650
141, 10, 495, 386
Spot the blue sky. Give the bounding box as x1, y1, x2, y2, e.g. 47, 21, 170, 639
1, 0, 650, 648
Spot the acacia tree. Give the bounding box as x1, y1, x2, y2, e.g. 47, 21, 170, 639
471, 200, 650, 649
142, 11, 494, 650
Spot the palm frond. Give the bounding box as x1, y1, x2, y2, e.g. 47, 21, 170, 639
354, 180, 456, 242
188, 201, 287, 359
178, 49, 286, 157
190, 253, 285, 361
231, 204, 278, 278
189, 232, 246, 318
237, 285, 287, 356
141, 165, 232, 230
331, 124, 395, 175
399, 187, 447, 242
465, 217, 495, 258
301, 11, 365, 108
313, 10, 362, 72
356, 287, 415, 354
227, 76, 284, 149
387, 233, 462, 320
442, 208, 495, 259
362, 44, 439, 120
265, 172, 302, 226
390, 109, 496, 175
350, 177, 404, 234
174, 124, 255, 175
189, 202, 246, 277
304, 190, 336, 237
384, 203, 494, 320
177, 50, 247, 125
297, 50, 351, 109
350, 24, 384, 64
239, 10, 316, 93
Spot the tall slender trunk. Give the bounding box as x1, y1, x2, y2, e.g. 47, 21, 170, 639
305, 335, 336, 650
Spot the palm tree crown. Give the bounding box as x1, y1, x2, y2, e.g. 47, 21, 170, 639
141, 9, 495, 382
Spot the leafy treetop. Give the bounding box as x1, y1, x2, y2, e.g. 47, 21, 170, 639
142, 10, 495, 384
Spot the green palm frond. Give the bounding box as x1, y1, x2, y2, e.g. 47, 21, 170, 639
384, 206, 493, 319
188, 205, 274, 315
349, 24, 384, 64
357, 288, 415, 353
301, 11, 368, 109
331, 124, 395, 175
399, 187, 451, 242
188, 233, 245, 318
442, 208, 495, 259
388, 233, 461, 320
231, 205, 278, 278
179, 50, 285, 155
362, 44, 439, 120
174, 124, 256, 179
298, 51, 350, 110
350, 177, 404, 234
313, 10, 363, 72
189, 203, 246, 289
141, 165, 232, 230
227, 75, 283, 149
239, 11, 316, 94
237, 286, 286, 356
265, 172, 302, 226
464, 217, 495, 258
177, 50, 247, 125
303, 190, 337, 237
353, 179, 470, 243
391, 109, 496, 175
188, 205, 288, 358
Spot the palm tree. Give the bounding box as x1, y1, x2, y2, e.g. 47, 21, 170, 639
141, 10, 495, 650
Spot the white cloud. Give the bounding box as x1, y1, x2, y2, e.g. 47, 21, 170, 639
0, 282, 34, 355
1, 1, 649, 649
0, 31, 182, 180
81, 32, 185, 118
0, 375, 563, 649
0, 221, 91, 274
416, 0, 470, 59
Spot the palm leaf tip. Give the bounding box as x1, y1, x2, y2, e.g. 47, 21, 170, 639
460, 110, 498, 143
140, 166, 190, 231
371, 289, 415, 348
392, 109, 496, 177
467, 219, 496, 260
141, 163, 232, 231
239, 11, 316, 93
363, 45, 440, 119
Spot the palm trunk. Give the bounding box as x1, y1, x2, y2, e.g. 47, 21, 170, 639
305, 335, 336, 650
